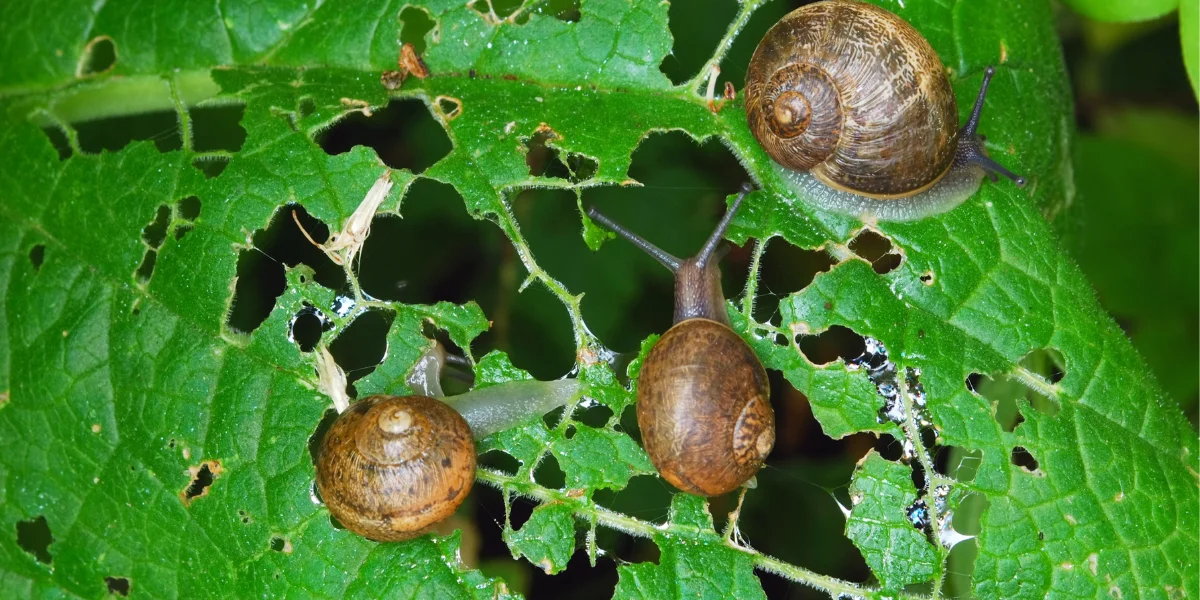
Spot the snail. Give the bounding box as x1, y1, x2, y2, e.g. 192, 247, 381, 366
315, 344, 582, 542
744, 0, 1025, 221
587, 185, 774, 496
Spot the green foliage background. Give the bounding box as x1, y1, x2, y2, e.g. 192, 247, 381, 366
0, 0, 1196, 598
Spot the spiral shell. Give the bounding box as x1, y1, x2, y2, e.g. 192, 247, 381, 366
637, 319, 774, 496
745, 0, 959, 198
316, 395, 476, 542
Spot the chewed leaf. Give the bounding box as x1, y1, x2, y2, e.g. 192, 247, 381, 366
504, 502, 578, 574
846, 452, 938, 590
551, 424, 654, 491
0, 0, 1194, 598
614, 495, 766, 600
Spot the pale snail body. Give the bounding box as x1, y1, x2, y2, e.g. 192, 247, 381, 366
746, 0, 1024, 221
316, 348, 581, 542
589, 186, 774, 496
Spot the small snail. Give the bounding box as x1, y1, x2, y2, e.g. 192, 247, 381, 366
316, 345, 581, 541
745, 0, 1025, 221
587, 185, 774, 496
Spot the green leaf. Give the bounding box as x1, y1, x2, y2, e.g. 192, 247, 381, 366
1181, 0, 1200, 96
550, 424, 654, 491
613, 495, 766, 600
504, 503, 578, 575
0, 0, 1196, 598
845, 452, 938, 591
1061, 0, 1179, 22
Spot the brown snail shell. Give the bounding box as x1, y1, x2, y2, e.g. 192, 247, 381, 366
638, 319, 773, 496
745, 0, 959, 199
316, 395, 476, 542
588, 186, 774, 497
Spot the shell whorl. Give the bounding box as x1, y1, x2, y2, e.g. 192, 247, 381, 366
316, 395, 476, 542
752, 62, 843, 171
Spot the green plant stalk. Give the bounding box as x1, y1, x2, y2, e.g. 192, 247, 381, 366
475, 468, 922, 600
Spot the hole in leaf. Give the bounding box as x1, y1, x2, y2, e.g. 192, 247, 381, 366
269, 536, 292, 553
848, 229, 902, 274
1019, 347, 1066, 384
289, 305, 328, 353
42, 127, 71, 160
173, 224, 193, 241
529, 0, 581, 22
541, 405, 566, 430
142, 205, 171, 248
400, 7, 436, 54
910, 453, 928, 489
565, 152, 598, 181
298, 97, 316, 119
327, 309, 394, 383
317, 99, 451, 173
572, 403, 613, 429
524, 126, 570, 179
875, 434, 904, 462
660, 0, 738, 85
79, 36, 117, 76
29, 245, 45, 271
192, 155, 229, 178
178, 196, 202, 221
965, 373, 984, 393
356, 179, 501, 304
943, 493, 988, 596
618, 404, 641, 444
307, 408, 339, 469
532, 453, 565, 489
135, 250, 157, 283
523, 125, 599, 183
934, 446, 982, 482
755, 239, 836, 321
104, 576, 130, 596
478, 449, 520, 476
238, 509, 252, 524
971, 371, 1055, 427
580, 131, 752, 351
797, 325, 866, 366
1011, 446, 1040, 472
225, 205, 346, 335
181, 461, 221, 504
470, 0, 523, 21
563, 424, 576, 439
16, 516, 53, 564
996, 394, 1025, 432
919, 271, 935, 285
76, 110, 181, 154
907, 498, 931, 530
190, 105, 247, 153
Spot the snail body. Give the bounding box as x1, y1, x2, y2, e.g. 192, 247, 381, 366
588, 186, 774, 496
745, 0, 1024, 220
316, 350, 582, 542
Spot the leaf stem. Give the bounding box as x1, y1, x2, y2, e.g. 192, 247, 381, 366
491, 196, 598, 352
683, 0, 771, 96
1009, 365, 1060, 402
24, 71, 221, 125
897, 362, 952, 598
740, 236, 769, 319
476, 468, 925, 600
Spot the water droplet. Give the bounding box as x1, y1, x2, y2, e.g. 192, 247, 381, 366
332, 295, 356, 317
906, 499, 930, 530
